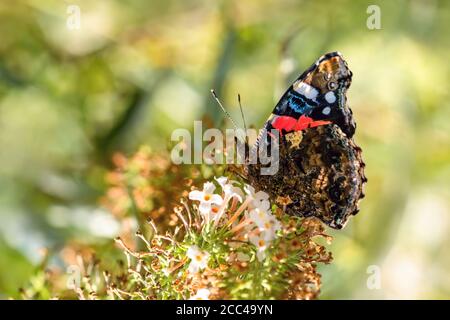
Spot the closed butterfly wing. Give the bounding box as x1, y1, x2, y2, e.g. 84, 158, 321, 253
245, 52, 366, 229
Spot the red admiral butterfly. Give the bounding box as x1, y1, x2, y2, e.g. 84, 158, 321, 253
238, 52, 366, 229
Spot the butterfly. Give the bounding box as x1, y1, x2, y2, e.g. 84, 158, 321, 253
239, 52, 366, 229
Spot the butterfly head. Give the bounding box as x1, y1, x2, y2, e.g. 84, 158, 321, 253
296, 52, 356, 137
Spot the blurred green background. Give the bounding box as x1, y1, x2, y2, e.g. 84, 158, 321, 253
0, 0, 449, 299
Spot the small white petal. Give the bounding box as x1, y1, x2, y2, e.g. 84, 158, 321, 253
187, 245, 200, 259
251, 198, 270, 210
231, 188, 244, 202
190, 288, 211, 300
255, 191, 269, 201
224, 185, 244, 202
188, 263, 200, 273
215, 176, 228, 188
256, 250, 266, 262
189, 190, 204, 201
199, 202, 212, 214
203, 182, 216, 194
210, 194, 224, 205
263, 229, 277, 242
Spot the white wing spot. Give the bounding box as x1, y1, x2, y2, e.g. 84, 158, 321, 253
293, 81, 318, 101
325, 91, 336, 103
322, 106, 331, 115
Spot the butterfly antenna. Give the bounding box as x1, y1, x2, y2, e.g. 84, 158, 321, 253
238, 94, 249, 145
210, 89, 239, 131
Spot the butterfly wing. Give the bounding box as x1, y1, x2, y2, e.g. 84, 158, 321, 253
263, 52, 355, 138
246, 52, 366, 230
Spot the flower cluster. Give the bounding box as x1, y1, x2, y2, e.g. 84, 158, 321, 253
22, 151, 333, 300
187, 177, 282, 263
95, 176, 332, 300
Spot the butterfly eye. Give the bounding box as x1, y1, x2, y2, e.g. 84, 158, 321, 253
328, 81, 338, 91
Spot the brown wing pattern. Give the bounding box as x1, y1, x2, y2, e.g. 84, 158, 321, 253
246, 125, 366, 229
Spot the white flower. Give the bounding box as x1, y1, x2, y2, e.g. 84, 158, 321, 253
248, 208, 270, 229
261, 217, 281, 242
215, 176, 244, 202
249, 233, 269, 261
189, 182, 224, 215
244, 185, 270, 211
215, 176, 229, 188
266, 216, 282, 239
205, 204, 222, 223
186, 245, 210, 273
248, 207, 280, 233
189, 288, 210, 300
